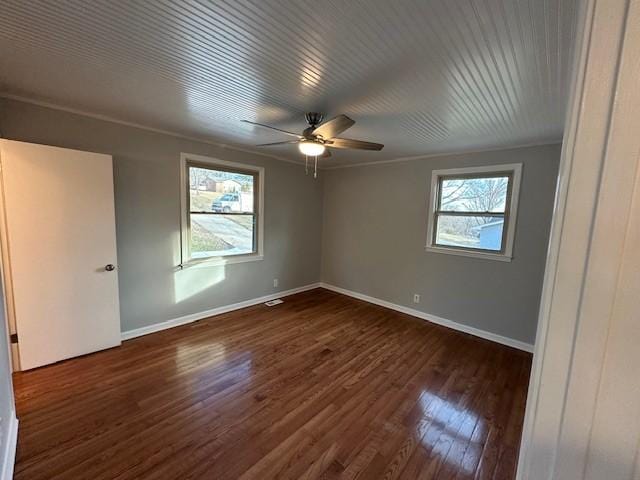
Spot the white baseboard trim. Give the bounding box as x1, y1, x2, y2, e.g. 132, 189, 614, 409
319, 283, 534, 353
121, 283, 321, 341
120, 281, 533, 353
1, 414, 18, 480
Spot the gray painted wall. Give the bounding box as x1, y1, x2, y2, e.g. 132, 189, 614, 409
321, 145, 560, 344
0, 99, 558, 345
0, 99, 323, 332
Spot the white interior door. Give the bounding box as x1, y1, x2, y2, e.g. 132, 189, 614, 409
0, 139, 121, 370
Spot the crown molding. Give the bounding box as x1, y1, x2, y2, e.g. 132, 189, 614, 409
322, 140, 563, 170
1, 93, 562, 171
0, 93, 305, 166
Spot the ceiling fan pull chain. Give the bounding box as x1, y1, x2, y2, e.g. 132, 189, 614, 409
314, 155, 318, 179
305, 155, 309, 175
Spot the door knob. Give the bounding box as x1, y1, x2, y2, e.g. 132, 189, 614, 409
105, 264, 116, 271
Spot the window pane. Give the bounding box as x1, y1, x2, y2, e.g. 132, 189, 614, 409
190, 213, 255, 258
435, 214, 504, 251
440, 176, 509, 213
189, 166, 254, 213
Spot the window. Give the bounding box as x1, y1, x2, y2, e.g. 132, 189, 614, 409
426, 164, 522, 261
180, 153, 264, 265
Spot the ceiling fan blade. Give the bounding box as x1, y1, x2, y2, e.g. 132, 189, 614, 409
328, 138, 384, 151
312, 114, 355, 139
241, 120, 301, 138
255, 140, 300, 147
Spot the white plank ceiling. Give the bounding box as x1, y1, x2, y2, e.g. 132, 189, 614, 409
0, 0, 578, 167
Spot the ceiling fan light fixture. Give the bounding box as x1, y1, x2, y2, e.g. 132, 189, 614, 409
298, 140, 325, 157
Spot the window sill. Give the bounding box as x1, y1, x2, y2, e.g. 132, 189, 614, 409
425, 245, 512, 262
181, 253, 264, 269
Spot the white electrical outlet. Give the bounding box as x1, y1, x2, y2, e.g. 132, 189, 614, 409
273, 278, 279, 288
413, 294, 420, 303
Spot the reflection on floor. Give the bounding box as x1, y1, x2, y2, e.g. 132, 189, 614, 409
13, 288, 531, 479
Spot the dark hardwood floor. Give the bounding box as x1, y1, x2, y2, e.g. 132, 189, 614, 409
13, 288, 531, 479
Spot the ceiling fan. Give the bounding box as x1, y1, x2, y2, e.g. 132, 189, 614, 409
241, 113, 383, 174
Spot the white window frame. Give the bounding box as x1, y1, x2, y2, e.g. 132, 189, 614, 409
180, 152, 264, 267
425, 163, 522, 262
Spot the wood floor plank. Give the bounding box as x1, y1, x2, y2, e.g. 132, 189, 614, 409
12, 288, 531, 479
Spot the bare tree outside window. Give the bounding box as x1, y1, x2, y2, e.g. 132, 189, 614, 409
434, 174, 511, 251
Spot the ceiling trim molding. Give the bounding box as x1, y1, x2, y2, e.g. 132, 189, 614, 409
1, 93, 562, 171
322, 140, 563, 170
0, 93, 304, 166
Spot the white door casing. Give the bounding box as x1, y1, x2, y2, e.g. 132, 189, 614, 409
517, 0, 640, 478
0, 140, 121, 370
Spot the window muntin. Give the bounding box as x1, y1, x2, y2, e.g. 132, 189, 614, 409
427, 164, 521, 260
185, 161, 259, 261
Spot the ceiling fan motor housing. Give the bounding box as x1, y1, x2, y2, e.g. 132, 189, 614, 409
305, 112, 324, 127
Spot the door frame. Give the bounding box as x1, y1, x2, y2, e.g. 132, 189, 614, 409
517, 0, 640, 477
0, 145, 20, 371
